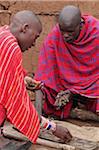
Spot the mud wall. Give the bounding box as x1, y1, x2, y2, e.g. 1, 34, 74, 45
0, 0, 99, 73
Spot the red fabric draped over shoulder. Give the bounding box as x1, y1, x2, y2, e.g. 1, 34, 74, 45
35, 15, 99, 118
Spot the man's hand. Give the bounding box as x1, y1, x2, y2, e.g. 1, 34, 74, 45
54, 90, 72, 110
52, 124, 72, 143
24, 76, 43, 91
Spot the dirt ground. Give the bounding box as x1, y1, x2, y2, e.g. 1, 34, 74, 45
1, 119, 99, 150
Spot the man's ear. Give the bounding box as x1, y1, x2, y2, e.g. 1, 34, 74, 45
21, 24, 29, 33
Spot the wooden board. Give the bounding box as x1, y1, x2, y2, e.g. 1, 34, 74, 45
2, 124, 75, 150
2, 122, 99, 150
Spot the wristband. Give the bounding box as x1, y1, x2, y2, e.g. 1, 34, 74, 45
40, 116, 56, 132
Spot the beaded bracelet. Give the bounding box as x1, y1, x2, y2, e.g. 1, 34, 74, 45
40, 116, 56, 132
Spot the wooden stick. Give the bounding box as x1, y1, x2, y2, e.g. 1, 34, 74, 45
37, 138, 76, 150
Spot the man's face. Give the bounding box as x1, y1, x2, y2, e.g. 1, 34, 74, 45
19, 23, 42, 52
59, 24, 80, 43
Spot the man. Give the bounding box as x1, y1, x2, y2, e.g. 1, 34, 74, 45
0, 10, 72, 144
35, 5, 99, 121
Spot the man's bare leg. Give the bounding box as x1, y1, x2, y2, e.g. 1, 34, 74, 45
35, 90, 43, 116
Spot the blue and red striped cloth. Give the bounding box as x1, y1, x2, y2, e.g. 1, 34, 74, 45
35, 15, 99, 118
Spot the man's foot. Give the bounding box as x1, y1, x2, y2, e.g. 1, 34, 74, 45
70, 108, 99, 121
70, 108, 88, 120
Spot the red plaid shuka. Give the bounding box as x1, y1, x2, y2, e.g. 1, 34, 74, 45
0, 26, 40, 143
35, 15, 99, 118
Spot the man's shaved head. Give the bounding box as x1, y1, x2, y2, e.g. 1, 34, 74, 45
10, 10, 41, 33
13, 10, 38, 22
10, 10, 42, 52
59, 5, 81, 29
58, 5, 82, 43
